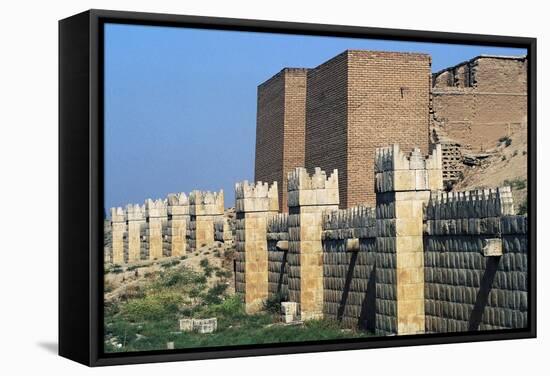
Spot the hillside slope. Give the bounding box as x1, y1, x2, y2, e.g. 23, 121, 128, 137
452, 129, 528, 214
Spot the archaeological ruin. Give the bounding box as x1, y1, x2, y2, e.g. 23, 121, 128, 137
105, 50, 528, 336
254, 51, 527, 208
106, 143, 527, 335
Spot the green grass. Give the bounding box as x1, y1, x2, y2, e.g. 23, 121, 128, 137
104, 266, 368, 353
503, 178, 527, 191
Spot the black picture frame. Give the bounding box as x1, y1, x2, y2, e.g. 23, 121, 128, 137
59, 8, 537, 367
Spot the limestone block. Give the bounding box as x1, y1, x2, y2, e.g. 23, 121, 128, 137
483, 238, 503, 257
179, 319, 194, 332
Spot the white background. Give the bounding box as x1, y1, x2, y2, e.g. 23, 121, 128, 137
0, 0, 547, 374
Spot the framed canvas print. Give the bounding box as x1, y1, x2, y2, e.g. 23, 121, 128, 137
59, 9, 536, 366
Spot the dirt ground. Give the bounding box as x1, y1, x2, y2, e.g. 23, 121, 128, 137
104, 240, 236, 303
453, 129, 528, 211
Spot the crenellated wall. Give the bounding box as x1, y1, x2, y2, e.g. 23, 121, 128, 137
107, 188, 228, 264
287, 167, 340, 320
189, 190, 224, 252
424, 188, 528, 332
145, 199, 168, 260
106, 142, 529, 336
267, 213, 289, 298
322, 207, 377, 329
234, 181, 279, 313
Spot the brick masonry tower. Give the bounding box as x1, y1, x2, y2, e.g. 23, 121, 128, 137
305, 50, 431, 208
254, 68, 308, 212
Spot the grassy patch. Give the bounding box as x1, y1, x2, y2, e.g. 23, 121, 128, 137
503, 178, 527, 190
104, 267, 368, 353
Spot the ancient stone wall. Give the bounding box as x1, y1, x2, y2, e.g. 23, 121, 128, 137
432, 56, 527, 152
287, 167, 340, 320
126, 204, 146, 262
144, 199, 168, 261
189, 190, 224, 252
107, 189, 227, 265
267, 213, 289, 298
214, 217, 233, 244
424, 188, 528, 332
322, 207, 377, 329
164, 193, 189, 257
234, 181, 279, 313
110, 207, 126, 264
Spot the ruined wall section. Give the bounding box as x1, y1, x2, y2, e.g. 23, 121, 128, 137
267, 213, 289, 298
432, 56, 527, 152
322, 207, 377, 329
424, 188, 528, 332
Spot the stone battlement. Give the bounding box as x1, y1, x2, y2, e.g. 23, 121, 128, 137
145, 198, 167, 218
375, 144, 442, 172
287, 167, 339, 207
189, 190, 224, 216
126, 204, 145, 221
167, 193, 190, 216
375, 144, 443, 192
426, 186, 515, 219
235, 181, 279, 213
110, 207, 125, 222
323, 206, 376, 232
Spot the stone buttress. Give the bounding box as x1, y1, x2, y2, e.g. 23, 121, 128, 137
165, 193, 190, 257
287, 167, 339, 320
189, 190, 224, 252
234, 181, 279, 313
374, 144, 442, 335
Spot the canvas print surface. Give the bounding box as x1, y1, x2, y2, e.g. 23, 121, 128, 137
103, 23, 529, 353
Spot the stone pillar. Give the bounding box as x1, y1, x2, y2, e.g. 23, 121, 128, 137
110, 207, 126, 265
235, 181, 279, 313
189, 190, 224, 251
126, 204, 145, 263
145, 199, 167, 260
166, 193, 190, 257
374, 144, 442, 335
287, 167, 339, 320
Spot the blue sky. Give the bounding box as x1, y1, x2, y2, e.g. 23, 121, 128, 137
104, 23, 526, 212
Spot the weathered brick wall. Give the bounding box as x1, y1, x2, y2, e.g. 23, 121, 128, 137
305, 52, 349, 207
322, 207, 377, 330
346, 51, 431, 207
424, 189, 528, 332
432, 56, 527, 151
257, 51, 430, 210
255, 68, 307, 212
267, 213, 289, 298
305, 51, 430, 208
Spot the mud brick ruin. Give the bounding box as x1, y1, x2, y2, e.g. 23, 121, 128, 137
106, 49, 528, 335
255, 51, 527, 207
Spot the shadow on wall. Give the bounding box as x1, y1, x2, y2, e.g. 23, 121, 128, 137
468, 256, 501, 331
337, 251, 358, 321
277, 249, 288, 296
359, 267, 376, 332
